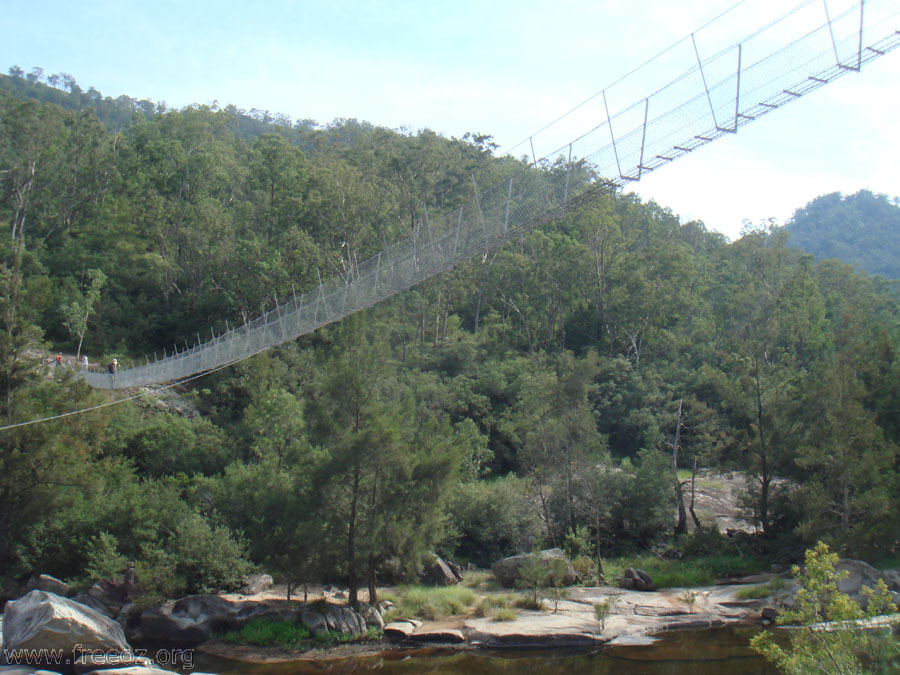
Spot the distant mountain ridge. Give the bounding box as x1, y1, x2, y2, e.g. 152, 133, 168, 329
784, 190, 900, 279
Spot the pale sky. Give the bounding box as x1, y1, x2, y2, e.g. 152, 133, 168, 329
2, 0, 898, 240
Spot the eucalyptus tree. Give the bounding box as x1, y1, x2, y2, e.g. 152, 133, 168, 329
306, 321, 462, 605
713, 226, 829, 536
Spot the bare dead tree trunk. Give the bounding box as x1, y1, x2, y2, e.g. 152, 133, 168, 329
434, 289, 441, 347
367, 554, 378, 606
671, 399, 688, 535
347, 462, 361, 607
753, 363, 772, 536
536, 482, 557, 549
688, 455, 703, 529
473, 289, 482, 334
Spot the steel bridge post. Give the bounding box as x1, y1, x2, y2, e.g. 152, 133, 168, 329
453, 207, 463, 259
375, 252, 381, 295
602, 90, 624, 180
315, 268, 323, 322
504, 177, 513, 232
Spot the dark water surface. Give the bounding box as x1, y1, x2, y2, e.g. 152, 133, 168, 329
190, 627, 779, 674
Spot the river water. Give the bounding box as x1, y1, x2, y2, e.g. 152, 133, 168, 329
190, 627, 779, 674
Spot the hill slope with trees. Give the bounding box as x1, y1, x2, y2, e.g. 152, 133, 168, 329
784, 190, 900, 279
1, 73, 899, 606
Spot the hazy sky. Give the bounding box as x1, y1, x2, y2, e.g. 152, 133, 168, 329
2, 0, 898, 239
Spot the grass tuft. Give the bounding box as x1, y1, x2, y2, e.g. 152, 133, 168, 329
390, 585, 478, 620
514, 595, 544, 611
736, 584, 772, 600
462, 570, 502, 591
474, 593, 517, 617
492, 608, 517, 621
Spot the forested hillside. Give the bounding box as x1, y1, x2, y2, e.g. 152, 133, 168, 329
1, 71, 899, 605
784, 190, 900, 279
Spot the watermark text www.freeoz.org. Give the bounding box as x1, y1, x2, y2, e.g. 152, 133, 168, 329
3, 645, 194, 669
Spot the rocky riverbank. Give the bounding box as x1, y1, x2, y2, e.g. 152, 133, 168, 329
3, 558, 899, 674
197, 578, 774, 665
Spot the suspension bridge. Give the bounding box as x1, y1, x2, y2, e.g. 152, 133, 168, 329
82, 0, 900, 390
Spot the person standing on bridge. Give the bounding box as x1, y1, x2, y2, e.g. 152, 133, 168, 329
107, 358, 117, 375
82, 354, 89, 370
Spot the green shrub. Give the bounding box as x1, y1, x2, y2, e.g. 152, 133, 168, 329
514, 555, 572, 607
751, 542, 900, 674
543, 584, 569, 613
514, 594, 544, 610
492, 608, 517, 621
572, 555, 595, 583
446, 476, 541, 567
563, 526, 592, 560
84, 532, 130, 582
594, 598, 618, 630
677, 525, 731, 557
515, 556, 548, 605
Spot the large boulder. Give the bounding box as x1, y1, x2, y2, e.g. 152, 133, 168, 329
87, 580, 129, 617
135, 595, 238, 645
1, 591, 130, 659
299, 606, 329, 636
383, 620, 416, 640
408, 628, 466, 644
296, 603, 367, 636
71, 592, 115, 619
357, 602, 385, 630
26, 574, 71, 597
132, 594, 368, 645
446, 560, 464, 583
835, 559, 887, 603
622, 567, 656, 591
235, 599, 299, 624
881, 569, 900, 591
240, 573, 274, 596
420, 554, 460, 586
324, 605, 365, 635
491, 549, 577, 589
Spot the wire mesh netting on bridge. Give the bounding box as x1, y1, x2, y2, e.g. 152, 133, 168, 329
82, 0, 900, 389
